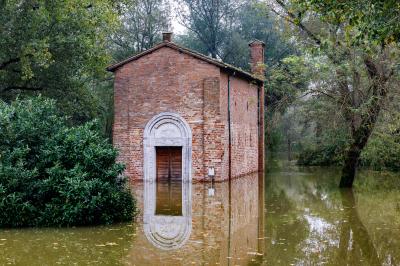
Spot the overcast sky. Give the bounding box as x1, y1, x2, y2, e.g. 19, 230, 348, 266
169, 0, 186, 34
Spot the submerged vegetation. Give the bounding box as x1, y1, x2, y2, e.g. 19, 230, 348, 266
0, 97, 135, 227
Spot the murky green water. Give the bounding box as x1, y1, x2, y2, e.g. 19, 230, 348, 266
1, 161, 400, 265
263, 160, 400, 266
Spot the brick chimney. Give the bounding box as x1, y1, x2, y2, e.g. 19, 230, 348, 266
249, 40, 265, 77
249, 39, 265, 174
162, 32, 173, 42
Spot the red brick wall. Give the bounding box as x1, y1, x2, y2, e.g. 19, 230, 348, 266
202, 77, 226, 181
113, 46, 262, 182
220, 73, 260, 179
113, 46, 224, 181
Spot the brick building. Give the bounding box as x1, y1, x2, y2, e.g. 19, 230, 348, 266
107, 32, 265, 182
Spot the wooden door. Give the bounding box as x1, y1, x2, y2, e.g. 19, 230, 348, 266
156, 147, 182, 181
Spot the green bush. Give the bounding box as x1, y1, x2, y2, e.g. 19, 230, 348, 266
361, 133, 400, 171
0, 97, 135, 227
296, 122, 400, 171
297, 130, 349, 166
297, 144, 345, 166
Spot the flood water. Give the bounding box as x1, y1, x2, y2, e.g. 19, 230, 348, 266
1, 160, 400, 265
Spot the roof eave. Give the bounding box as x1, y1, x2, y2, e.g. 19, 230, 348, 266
106, 42, 167, 72
221, 67, 264, 84
106, 42, 264, 84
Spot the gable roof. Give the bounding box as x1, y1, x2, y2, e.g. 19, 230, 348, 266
106, 41, 264, 84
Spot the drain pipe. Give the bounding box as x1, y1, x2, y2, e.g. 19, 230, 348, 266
257, 82, 260, 139
227, 74, 232, 180
227, 73, 233, 266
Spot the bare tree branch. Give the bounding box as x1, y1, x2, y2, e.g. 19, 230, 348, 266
271, 0, 321, 46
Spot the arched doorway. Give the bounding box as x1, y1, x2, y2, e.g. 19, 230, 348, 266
143, 112, 192, 250
143, 112, 192, 183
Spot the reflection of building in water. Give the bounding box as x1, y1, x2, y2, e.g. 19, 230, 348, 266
155, 180, 182, 216
127, 172, 264, 265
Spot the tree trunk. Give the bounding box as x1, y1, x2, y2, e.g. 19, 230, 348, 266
339, 56, 391, 188
339, 119, 376, 188
287, 135, 292, 161
339, 144, 361, 187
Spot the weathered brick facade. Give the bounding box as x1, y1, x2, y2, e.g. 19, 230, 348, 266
108, 35, 265, 182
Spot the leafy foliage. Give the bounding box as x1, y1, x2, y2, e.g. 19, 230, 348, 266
297, 130, 349, 166
266, 56, 310, 153
268, 0, 400, 186
221, 2, 296, 70
361, 135, 400, 171
267, 56, 309, 110
290, 0, 400, 45
360, 101, 400, 171
0, 0, 122, 125
296, 96, 400, 171
0, 97, 135, 227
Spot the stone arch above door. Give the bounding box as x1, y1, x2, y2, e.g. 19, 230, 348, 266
143, 112, 192, 183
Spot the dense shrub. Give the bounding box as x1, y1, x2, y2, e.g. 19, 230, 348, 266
297, 144, 345, 166
0, 97, 135, 227
297, 129, 400, 171
361, 133, 400, 171
297, 130, 349, 166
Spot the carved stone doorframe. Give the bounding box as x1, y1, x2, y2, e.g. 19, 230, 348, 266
143, 112, 192, 250
143, 112, 192, 184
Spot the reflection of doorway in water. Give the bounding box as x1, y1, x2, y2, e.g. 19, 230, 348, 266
155, 146, 182, 216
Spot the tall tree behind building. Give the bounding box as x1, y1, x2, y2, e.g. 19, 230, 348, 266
102, 0, 171, 138
176, 0, 244, 59
109, 0, 171, 61
177, 0, 296, 67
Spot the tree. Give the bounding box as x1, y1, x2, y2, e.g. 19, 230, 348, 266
270, 0, 400, 187
178, 0, 295, 67
176, 0, 244, 59
0, 0, 122, 124
360, 91, 400, 171
265, 55, 310, 153
222, 1, 295, 69
109, 0, 171, 61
